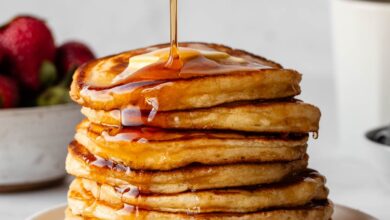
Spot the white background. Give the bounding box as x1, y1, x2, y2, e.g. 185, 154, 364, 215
1, 0, 389, 219
0, 0, 332, 77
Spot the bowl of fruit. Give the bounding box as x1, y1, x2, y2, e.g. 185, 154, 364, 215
0, 16, 95, 192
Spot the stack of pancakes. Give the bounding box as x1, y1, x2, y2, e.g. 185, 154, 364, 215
65, 42, 333, 219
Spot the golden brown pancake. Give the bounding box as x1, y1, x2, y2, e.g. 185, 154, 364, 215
69, 170, 328, 213
66, 41, 332, 220
70, 42, 301, 111
81, 100, 320, 133
66, 201, 333, 220
75, 120, 308, 170
66, 143, 308, 194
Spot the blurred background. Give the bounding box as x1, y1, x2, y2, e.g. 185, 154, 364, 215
1, 0, 390, 219
0, 0, 332, 77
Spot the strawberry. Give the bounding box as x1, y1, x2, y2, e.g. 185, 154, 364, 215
0, 16, 56, 91
37, 41, 94, 106
55, 41, 95, 78
0, 75, 19, 108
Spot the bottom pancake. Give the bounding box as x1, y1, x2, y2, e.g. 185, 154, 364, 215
69, 170, 328, 213
66, 199, 332, 220
66, 143, 308, 194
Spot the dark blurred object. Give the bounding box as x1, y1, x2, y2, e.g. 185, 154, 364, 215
367, 126, 390, 146
0, 45, 4, 64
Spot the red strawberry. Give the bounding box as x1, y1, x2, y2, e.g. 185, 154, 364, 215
0, 16, 56, 91
56, 41, 95, 77
0, 75, 19, 108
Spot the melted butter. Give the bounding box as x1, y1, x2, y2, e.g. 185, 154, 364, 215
112, 46, 250, 84
79, 44, 273, 121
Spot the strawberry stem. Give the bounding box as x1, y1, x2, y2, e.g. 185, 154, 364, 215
39, 60, 57, 87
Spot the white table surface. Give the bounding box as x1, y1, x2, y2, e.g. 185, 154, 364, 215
0, 76, 389, 220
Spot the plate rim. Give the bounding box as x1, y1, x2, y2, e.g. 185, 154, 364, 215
26, 203, 67, 220
27, 203, 378, 220
333, 203, 378, 219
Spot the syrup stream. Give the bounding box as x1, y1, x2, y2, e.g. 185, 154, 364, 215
166, 0, 182, 69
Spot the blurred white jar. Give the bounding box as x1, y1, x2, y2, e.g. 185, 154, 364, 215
331, 0, 390, 155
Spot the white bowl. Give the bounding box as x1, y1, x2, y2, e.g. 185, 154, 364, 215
0, 104, 81, 192
365, 126, 390, 186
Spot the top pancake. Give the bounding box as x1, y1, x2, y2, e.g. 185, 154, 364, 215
70, 42, 301, 111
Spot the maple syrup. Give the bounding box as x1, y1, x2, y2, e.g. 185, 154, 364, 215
165, 0, 182, 69
81, 1, 273, 103
78, 0, 276, 120
68, 0, 320, 216
72, 0, 260, 127
93, 125, 308, 144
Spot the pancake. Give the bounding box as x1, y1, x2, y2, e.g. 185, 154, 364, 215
66, 143, 308, 194
66, 41, 332, 219
70, 42, 301, 111
66, 201, 333, 220
69, 170, 328, 213
81, 100, 321, 133
75, 120, 308, 170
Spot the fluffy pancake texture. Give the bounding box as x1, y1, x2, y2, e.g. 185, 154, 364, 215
65, 42, 331, 219
66, 202, 333, 220
81, 100, 320, 132
75, 120, 308, 170
70, 42, 301, 111
66, 185, 332, 220
66, 142, 308, 194
69, 170, 328, 213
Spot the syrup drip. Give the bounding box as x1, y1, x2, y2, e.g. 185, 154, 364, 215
165, 0, 182, 69
117, 204, 139, 216
121, 106, 143, 126
96, 125, 308, 143
90, 154, 132, 175
116, 185, 140, 198
146, 97, 159, 122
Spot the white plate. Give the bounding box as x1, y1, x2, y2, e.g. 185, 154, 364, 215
27, 203, 66, 220
27, 203, 377, 220
333, 204, 377, 220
